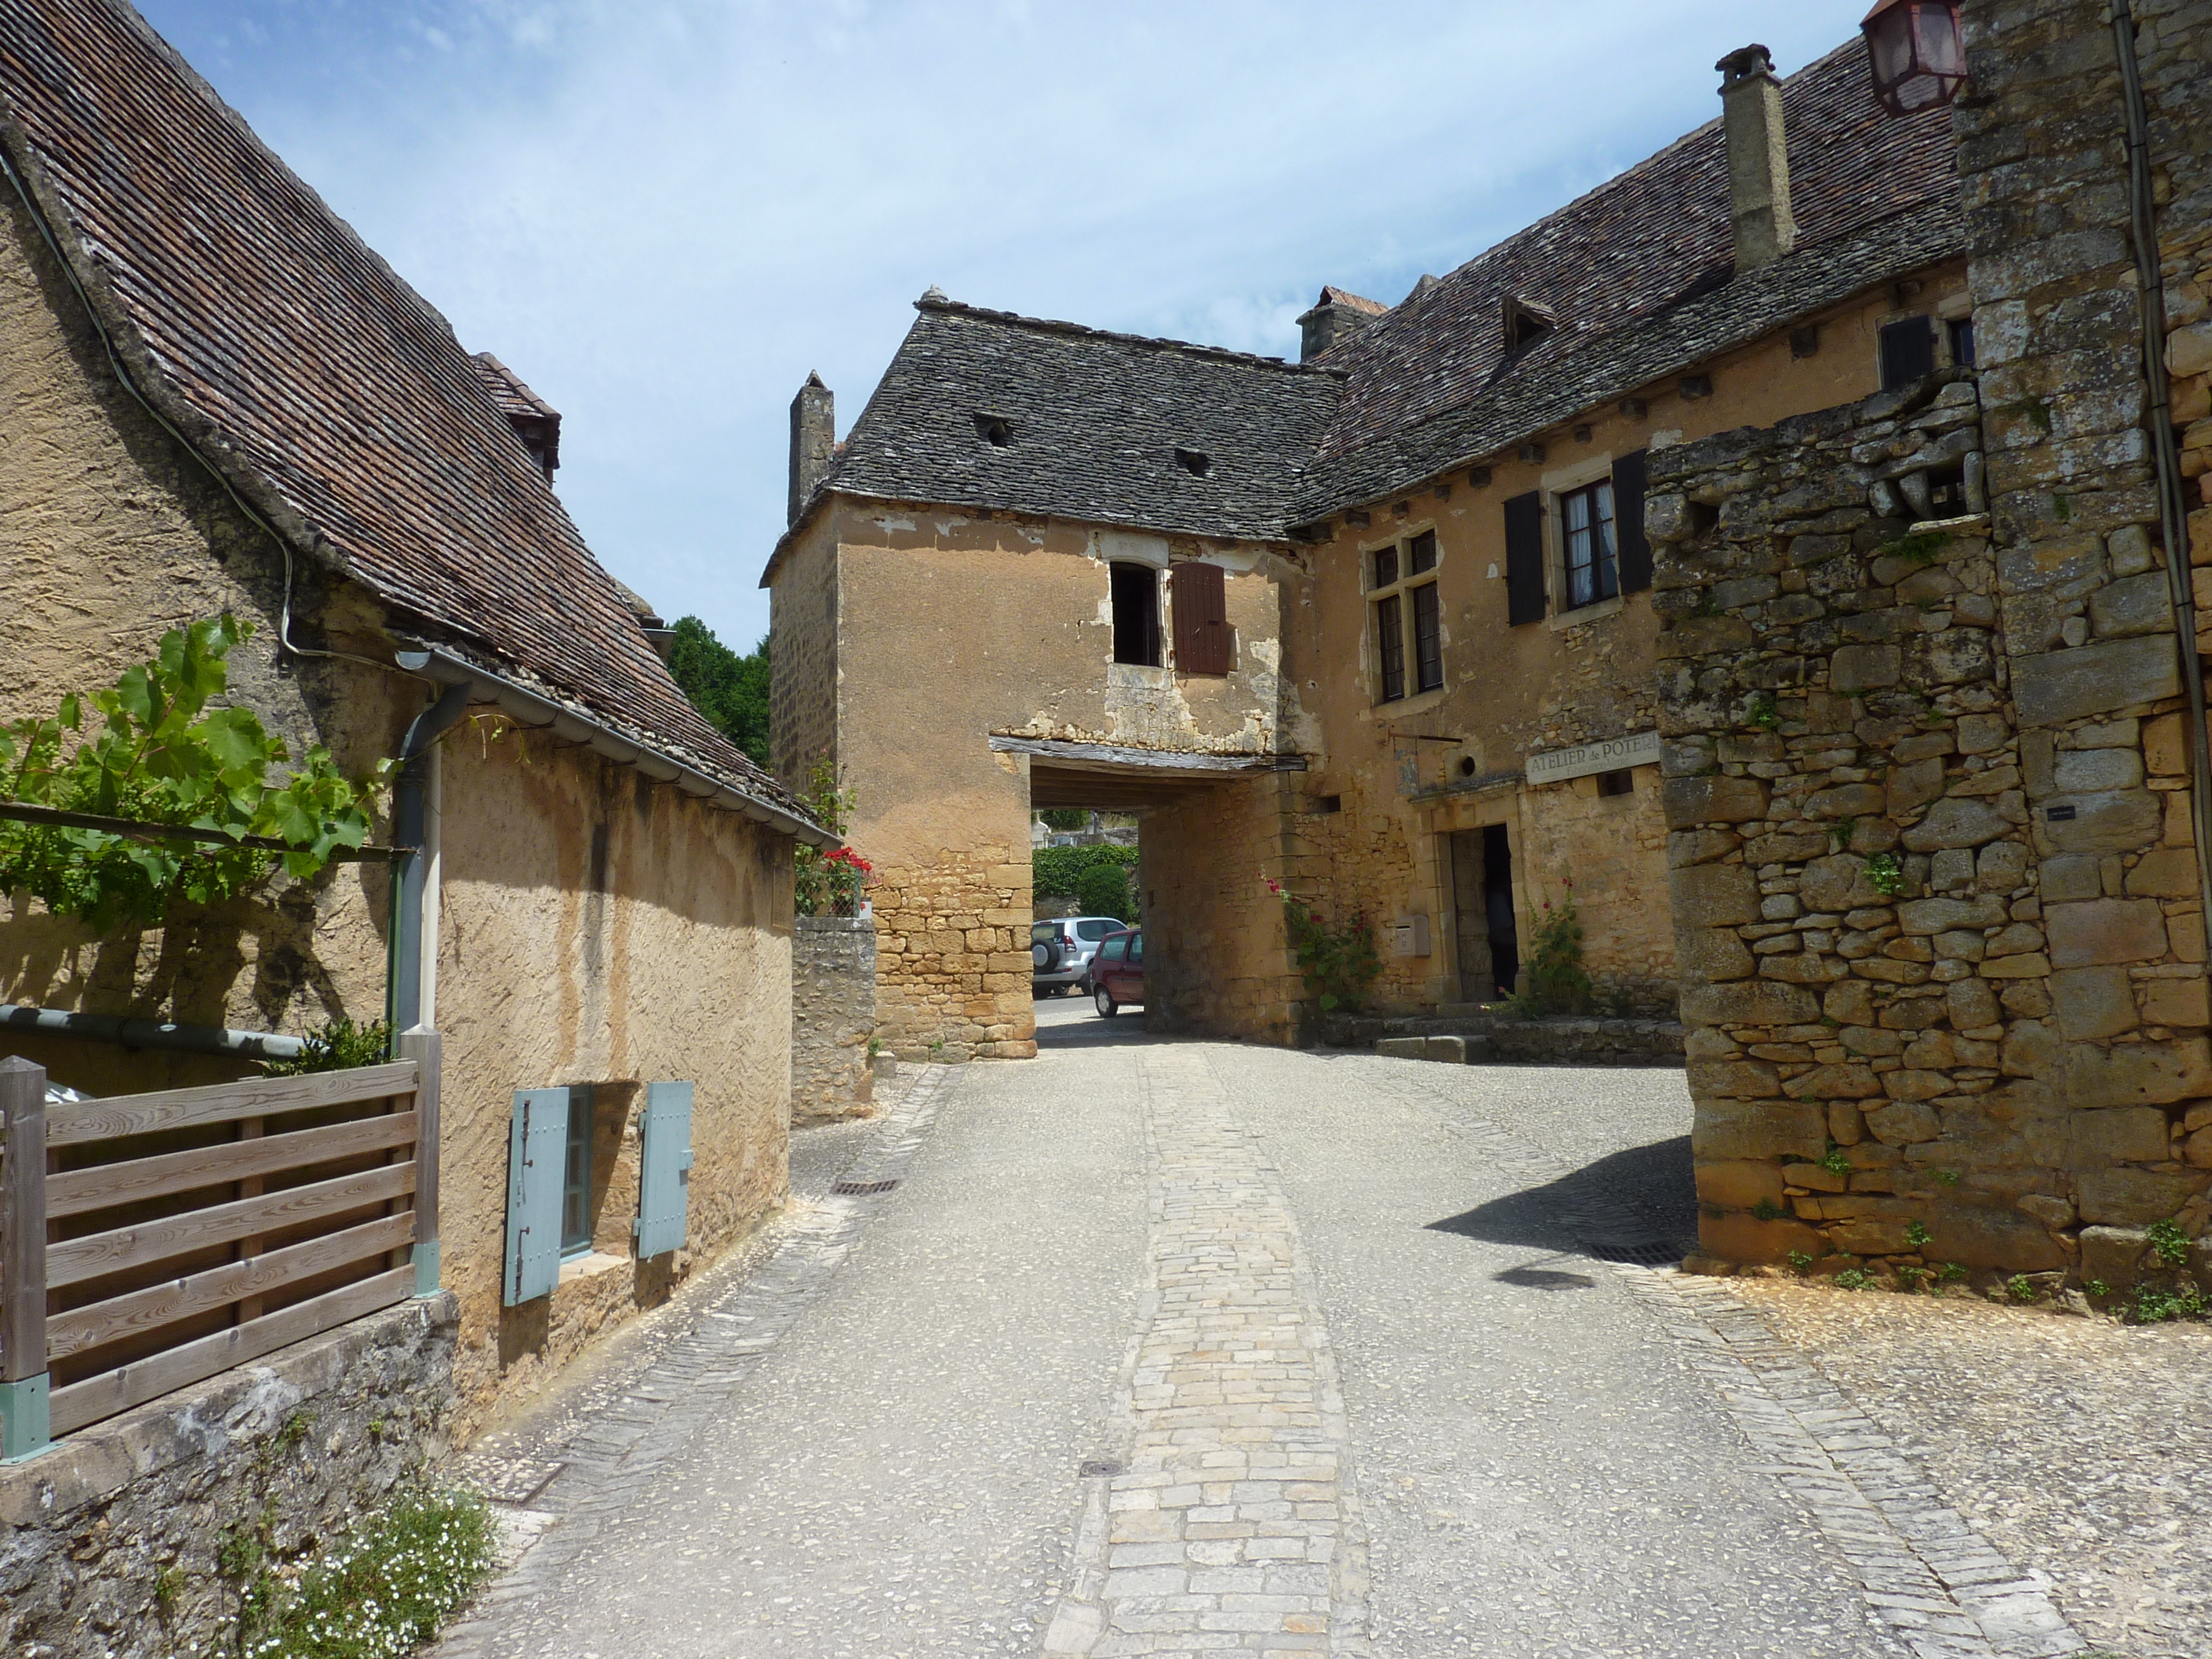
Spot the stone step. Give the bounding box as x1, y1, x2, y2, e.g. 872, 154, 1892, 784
1375, 1033, 1491, 1064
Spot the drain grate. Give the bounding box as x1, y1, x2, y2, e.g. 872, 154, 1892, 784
1079, 1458, 1127, 1478
1586, 1240, 1681, 1268
831, 1177, 899, 1195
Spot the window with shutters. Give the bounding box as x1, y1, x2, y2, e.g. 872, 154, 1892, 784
1169, 560, 1232, 675
1880, 316, 1936, 390
1369, 529, 1443, 703
561, 1084, 594, 1256
1110, 563, 1162, 666
1560, 480, 1620, 611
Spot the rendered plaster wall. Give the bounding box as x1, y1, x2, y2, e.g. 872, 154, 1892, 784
793, 496, 1298, 1057
0, 187, 399, 1073
0, 1295, 457, 1659
793, 914, 876, 1122
2, 184, 797, 1439
1652, 358, 2207, 1290
1288, 270, 1969, 1017
1140, 771, 1303, 1044
432, 725, 793, 1438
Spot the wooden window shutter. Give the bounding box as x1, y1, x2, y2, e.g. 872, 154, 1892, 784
1614, 449, 1652, 594
504, 1088, 569, 1306
1504, 491, 1546, 625
635, 1080, 695, 1259
1880, 316, 1935, 389
1171, 561, 1231, 675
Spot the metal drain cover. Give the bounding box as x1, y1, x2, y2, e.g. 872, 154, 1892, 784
1079, 1458, 1127, 1478
1587, 1241, 1680, 1267
832, 1177, 899, 1195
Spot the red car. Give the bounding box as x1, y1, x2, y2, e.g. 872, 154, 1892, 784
1092, 928, 1143, 1017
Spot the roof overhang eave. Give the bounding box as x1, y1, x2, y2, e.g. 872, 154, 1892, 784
407, 645, 839, 848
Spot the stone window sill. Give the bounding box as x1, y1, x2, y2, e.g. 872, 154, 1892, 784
1546, 595, 1624, 632
558, 1250, 628, 1286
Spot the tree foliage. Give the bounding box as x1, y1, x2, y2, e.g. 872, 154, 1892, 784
665, 616, 769, 766
1075, 861, 1131, 922
1033, 843, 1138, 899
0, 615, 391, 928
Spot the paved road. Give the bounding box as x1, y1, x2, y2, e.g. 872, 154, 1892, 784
434, 999, 2111, 1659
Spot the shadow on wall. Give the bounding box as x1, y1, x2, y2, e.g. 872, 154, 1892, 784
1425, 1134, 1695, 1252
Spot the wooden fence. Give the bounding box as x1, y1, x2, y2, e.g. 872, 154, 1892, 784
1, 1033, 439, 1457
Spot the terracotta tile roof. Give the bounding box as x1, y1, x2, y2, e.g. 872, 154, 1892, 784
1304, 38, 1960, 503
787, 296, 1342, 552
0, 0, 804, 823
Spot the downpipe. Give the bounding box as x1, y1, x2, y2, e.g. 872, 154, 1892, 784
386, 683, 472, 1044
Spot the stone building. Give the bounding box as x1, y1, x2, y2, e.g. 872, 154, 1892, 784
1660, 0, 2212, 1287
766, 31, 1972, 1048
0, 0, 831, 1434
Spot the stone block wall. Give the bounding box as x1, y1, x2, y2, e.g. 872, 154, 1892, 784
1651, 368, 2207, 1285
1142, 772, 1305, 1044
0, 1295, 457, 1659
793, 915, 877, 1121
871, 845, 1037, 1061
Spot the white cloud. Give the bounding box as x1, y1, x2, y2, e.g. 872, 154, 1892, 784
142, 0, 1875, 649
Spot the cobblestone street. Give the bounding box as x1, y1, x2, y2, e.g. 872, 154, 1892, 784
433, 1004, 2210, 1659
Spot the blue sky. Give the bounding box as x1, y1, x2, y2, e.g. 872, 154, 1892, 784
138, 1, 1875, 651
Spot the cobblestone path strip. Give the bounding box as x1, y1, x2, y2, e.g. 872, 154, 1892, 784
1042, 1047, 1372, 1658
432, 1065, 962, 1658
1370, 1067, 2083, 1659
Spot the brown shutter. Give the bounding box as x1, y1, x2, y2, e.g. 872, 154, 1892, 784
1504, 491, 1545, 625
1171, 561, 1231, 675
1614, 449, 1652, 593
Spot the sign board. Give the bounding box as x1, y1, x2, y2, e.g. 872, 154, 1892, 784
1524, 729, 1661, 787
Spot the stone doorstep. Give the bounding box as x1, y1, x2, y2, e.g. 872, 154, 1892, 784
1374, 1034, 1487, 1065
0, 1291, 458, 1526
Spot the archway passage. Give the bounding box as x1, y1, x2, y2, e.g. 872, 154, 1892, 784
997, 736, 1310, 1048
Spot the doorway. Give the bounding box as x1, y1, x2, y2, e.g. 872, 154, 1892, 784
1447, 824, 1520, 1002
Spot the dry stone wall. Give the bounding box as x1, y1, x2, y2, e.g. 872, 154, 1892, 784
871, 846, 1037, 1061
792, 916, 877, 1122
1652, 369, 2207, 1289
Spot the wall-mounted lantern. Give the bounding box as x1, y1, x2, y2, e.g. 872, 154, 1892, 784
1862, 0, 1967, 115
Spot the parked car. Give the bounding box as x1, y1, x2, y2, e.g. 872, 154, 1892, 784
1031, 916, 1128, 995
1091, 927, 1143, 1017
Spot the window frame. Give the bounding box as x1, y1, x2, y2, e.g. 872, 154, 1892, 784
1366, 527, 1444, 703
1558, 478, 1620, 612
1109, 561, 1162, 667
560, 1084, 594, 1258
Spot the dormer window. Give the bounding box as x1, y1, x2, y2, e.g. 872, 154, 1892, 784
974, 412, 1014, 446
1175, 447, 1212, 478
1502, 296, 1555, 354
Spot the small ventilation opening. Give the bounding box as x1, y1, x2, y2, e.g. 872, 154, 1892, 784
1311, 793, 1343, 815
1459, 756, 1478, 779
1175, 447, 1212, 478
974, 412, 1014, 447
1926, 461, 1969, 517
1503, 295, 1555, 354
1597, 768, 1635, 797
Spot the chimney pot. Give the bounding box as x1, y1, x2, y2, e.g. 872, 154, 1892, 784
1717, 43, 1797, 272
1295, 287, 1383, 362
788, 373, 834, 526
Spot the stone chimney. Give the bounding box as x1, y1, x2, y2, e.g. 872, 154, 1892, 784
788, 372, 834, 526
1717, 45, 1796, 272
1295, 286, 1386, 363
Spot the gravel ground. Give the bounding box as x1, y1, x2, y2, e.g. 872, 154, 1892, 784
1734, 1279, 2212, 1659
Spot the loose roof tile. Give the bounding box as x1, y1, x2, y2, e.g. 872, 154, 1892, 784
0, 0, 803, 822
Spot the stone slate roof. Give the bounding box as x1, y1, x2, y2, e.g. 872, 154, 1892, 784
775, 35, 1959, 560
0, 0, 805, 823
780, 297, 1343, 559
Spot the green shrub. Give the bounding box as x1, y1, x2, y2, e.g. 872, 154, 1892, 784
1074, 862, 1130, 923
1511, 887, 1590, 1017
1033, 843, 1138, 899
1265, 876, 1381, 1013
266, 1016, 390, 1075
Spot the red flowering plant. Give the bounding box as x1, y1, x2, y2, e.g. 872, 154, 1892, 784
1264, 873, 1382, 1013
1513, 876, 1592, 1016
793, 755, 872, 917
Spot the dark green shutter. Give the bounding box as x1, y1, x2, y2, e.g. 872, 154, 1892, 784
1614, 450, 1652, 593
1504, 492, 1545, 625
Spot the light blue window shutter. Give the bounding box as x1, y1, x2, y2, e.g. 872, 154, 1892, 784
635, 1081, 695, 1259
505, 1088, 569, 1305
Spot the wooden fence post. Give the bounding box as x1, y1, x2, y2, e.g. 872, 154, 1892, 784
398, 1027, 441, 1296
0, 1055, 50, 1460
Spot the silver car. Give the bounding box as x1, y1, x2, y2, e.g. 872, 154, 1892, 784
1031, 916, 1128, 995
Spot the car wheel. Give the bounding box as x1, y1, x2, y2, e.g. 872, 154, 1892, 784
1094, 985, 1118, 1018
1031, 942, 1050, 971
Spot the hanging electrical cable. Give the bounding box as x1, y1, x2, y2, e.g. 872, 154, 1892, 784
2106, 0, 2212, 985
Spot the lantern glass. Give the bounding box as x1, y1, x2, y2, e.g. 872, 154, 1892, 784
1863, 0, 1966, 115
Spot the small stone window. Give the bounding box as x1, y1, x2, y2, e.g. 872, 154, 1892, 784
1946, 317, 1976, 368
1175, 447, 1212, 478
1110, 562, 1162, 667
974, 412, 1014, 446
1596, 768, 1635, 797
